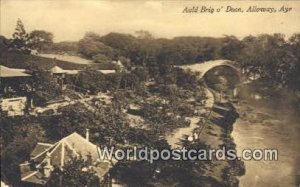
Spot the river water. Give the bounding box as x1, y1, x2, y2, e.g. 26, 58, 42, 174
232, 96, 300, 187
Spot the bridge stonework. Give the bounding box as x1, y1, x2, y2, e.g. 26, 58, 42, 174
179, 60, 243, 100
179, 59, 241, 79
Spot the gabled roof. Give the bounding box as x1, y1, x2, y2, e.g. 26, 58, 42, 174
20, 132, 111, 185
112, 60, 123, 67
20, 163, 46, 185
30, 143, 53, 158
97, 70, 116, 74
46, 132, 100, 166
0, 65, 31, 78
50, 66, 65, 74
50, 66, 79, 74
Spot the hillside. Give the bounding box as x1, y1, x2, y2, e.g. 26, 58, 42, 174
0, 51, 118, 70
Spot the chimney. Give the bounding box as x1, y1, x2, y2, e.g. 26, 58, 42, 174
43, 152, 53, 178
86, 128, 90, 142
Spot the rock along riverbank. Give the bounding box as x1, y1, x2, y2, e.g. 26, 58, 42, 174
198, 101, 246, 186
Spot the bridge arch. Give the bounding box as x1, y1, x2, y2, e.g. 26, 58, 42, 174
179, 60, 242, 97
202, 64, 241, 91
180, 60, 241, 80
201, 64, 241, 79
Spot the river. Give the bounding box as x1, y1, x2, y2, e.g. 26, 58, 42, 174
232, 95, 300, 187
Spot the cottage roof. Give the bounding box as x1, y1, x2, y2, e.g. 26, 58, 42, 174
112, 60, 123, 68
50, 66, 79, 74
97, 70, 116, 74
0, 65, 31, 78
20, 132, 111, 185
30, 143, 53, 159
50, 66, 65, 74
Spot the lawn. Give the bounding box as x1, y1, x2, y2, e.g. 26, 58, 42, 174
0, 51, 118, 70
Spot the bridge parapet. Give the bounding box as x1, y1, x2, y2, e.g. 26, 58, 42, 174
179, 60, 243, 100
179, 60, 240, 79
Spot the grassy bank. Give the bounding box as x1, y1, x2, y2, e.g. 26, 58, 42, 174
0, 51, 118, 70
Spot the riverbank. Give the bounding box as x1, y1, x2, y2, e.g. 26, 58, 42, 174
165, 88, 245, 186
166, 88, 214, 148
198, 101, 245, 186
165, 84, 246, 186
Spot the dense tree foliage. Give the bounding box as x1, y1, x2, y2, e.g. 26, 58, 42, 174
49, 156, 100, 187
236, 33, 300, 91
70, 30, 300, 92
28, 30, 54, 52
51, 41, 79, 55
4, 20, 300, 92
100, 32, 136, 57
0, 117, 49, 185
10, 19, 30, 53
29, 67, 62, 105
5, 19, 54, 54
74, 70, 113, 94
99, 31, 300, 91
78, 32, 115, 62
0, 35, 9, 52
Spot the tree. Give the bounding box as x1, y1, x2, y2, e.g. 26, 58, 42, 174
0, 119, 48, 185
11, 19, 30, 53
49, 156, 100, 187
220, 35, 244, 61
51, 41, 78, 54
135, 30, 153, 40
0, 35, 9, 52
286, 33, 300, 90
45, 103, 91, 140
157, 39, 186, 65
29, 66, 62, 106
28, 30, 54, 52
119, 72, 140, 90
100, 32, 136, 57
128, 35, 161, 66
92, 53, 111, 64
75, 70, 110, 94
78, 32, 115, 61
111, 161, 155, 186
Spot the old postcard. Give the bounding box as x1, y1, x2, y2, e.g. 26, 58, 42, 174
0, 0, 299, 187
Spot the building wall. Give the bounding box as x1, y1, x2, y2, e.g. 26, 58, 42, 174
0, 97, 27, 116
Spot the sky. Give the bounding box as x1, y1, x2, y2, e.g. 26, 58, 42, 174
1, 0, 300, 42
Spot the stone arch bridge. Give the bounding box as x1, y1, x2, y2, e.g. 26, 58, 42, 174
179, 60, 243, 99
179, 59, 241, 80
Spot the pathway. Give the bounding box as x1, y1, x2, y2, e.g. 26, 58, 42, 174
166, 88, 215, 148
31, 93, 112, 115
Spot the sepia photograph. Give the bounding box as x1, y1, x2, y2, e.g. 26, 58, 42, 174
0, 0, 299, 187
